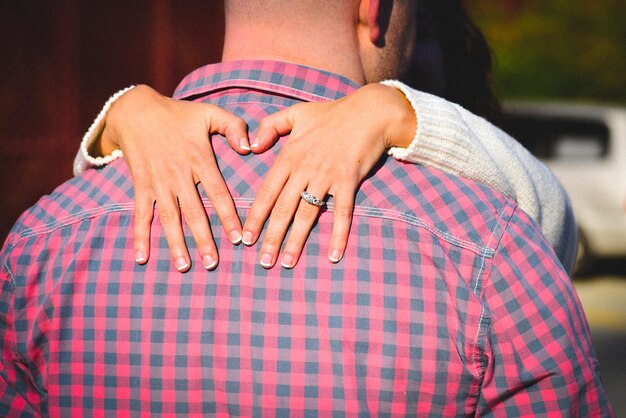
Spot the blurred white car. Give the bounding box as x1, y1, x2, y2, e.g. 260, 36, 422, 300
501, 102, 626, 273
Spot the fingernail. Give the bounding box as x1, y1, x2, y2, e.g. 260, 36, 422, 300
135, 250, 146, 264
329, 249, 342, 263
260, 253, 273, 268
175, 257, 189, 271
203, 255, 217, 270
230, 230, 242, 244
281, 253, 294, 269
242, 231, 254, 246
239, 137, 251, 151
250, 134, 261, 149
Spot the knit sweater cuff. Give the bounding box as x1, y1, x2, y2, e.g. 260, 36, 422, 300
73, 85, 135, 176
380, 80, 471, 175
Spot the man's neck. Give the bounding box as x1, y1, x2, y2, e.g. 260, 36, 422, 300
222, 22, 367, 85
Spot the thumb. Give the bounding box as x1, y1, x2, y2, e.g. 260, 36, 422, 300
251, 106, 297, 153
205, 105, 250, 155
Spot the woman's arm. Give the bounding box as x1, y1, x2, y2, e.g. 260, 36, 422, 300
243, 82, 576, 273
76, 82, 576, 273
381, 80, 577, 273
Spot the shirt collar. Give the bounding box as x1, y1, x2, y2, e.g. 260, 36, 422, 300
173, 60, 361, 102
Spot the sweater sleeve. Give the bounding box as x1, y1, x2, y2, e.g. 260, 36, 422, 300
381, 80, 577, 274
72, 86, 135, 176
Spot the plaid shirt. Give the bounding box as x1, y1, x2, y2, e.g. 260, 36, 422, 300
1, 60, 612, 417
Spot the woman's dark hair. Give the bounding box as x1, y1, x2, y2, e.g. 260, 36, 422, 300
404, 0, 502, 123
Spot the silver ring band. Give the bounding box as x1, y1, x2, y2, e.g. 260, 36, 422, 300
300, 191, 326, 207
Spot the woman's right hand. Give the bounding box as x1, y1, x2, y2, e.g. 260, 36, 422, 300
100, 85, 250, 272
242, 83, 416, 268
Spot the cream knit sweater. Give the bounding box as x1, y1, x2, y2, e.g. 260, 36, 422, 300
74, 81, 577, 273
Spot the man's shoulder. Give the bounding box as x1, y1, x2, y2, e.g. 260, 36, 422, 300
358, 158, 520, 258
2, 160, 133, 250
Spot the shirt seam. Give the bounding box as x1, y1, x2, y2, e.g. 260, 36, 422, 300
8, 198, 505, 258
219, 101, 289, 108
468, 200, 515, 404
8, 202, 135, 241
1, 261, 28, 378
3, 259, 16, 292
346, 203, 495, 257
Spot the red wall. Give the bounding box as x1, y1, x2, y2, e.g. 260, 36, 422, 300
0, 1, 225, 240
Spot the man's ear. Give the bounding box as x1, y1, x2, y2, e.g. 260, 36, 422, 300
360, 0, 391, 46
366, 0, 381, 43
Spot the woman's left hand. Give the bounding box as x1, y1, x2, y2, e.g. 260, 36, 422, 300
101, 85, 250, 271
241, 83, 416, 268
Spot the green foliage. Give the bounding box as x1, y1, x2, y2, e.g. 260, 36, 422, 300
468, 0, 626, 104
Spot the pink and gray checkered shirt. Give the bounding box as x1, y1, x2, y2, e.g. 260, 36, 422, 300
0, 60, 613, 416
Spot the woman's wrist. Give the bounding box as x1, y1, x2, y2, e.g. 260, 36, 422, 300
91, 119, 120, 158
74, 85, 135, 175
365, 82, 417, 149
94, 84, 164, 157
96, 85, 143, 156
84, 85, 136, 159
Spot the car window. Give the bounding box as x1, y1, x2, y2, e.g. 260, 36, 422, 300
501, 112, 610, 161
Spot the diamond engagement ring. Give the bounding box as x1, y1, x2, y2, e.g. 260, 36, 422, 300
300, 191, 326, 207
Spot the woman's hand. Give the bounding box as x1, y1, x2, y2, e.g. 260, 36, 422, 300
242, 83, 416, 268
100, 85, 250, 272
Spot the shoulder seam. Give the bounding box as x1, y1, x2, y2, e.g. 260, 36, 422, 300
349, 203, 498, 258
8, 197, 514, 259
7, 202, 135, 244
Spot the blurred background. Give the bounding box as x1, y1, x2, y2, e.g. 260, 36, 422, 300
1, 0, 624, 414
469, 3, 626, 413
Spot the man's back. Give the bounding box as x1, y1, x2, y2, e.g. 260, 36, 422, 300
0, 61, 610, 416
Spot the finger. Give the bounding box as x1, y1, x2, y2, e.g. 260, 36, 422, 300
251, 106, 296, 152
194, 153, 243, 246
152, 181, 191, 273
257, 178, 309, 269
133, 185, 155, 265
206, 106, 250, 154
242, 156, 292, 246
280, 186, 327, 269
176, 180, 220, 270
327, 187, 355, 263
